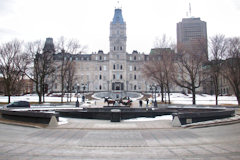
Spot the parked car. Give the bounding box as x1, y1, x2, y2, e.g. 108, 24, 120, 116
6, 101, 30, 108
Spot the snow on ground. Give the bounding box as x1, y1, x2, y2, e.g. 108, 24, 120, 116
148, 93, 238, 105
0, 93, 238, 106
123, 115, 172, 122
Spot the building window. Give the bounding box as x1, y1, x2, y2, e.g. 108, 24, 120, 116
120, 46, 122, 50
134, 85, 137, 90
130, 56, 132, 61
99, 66, 102, 71
113, 64, 115, 70
103, 65, 107, 71
120, 75, 123, 79
100, 56, 102, 60
120, 65, 123, 70
104, 56, 106, 60
99, 85, 102, 90
99, 75, 102, 80
113, 74, 115, 79
129, 66, 132, 71
117, 55, 119, 59
134, 56, 136, 60
134, 66, 137, 71
114, 46, 116, 51
117, 64, 119, 69
134, 75, 137, 80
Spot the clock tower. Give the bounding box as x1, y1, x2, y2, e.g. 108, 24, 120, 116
109, 8, 127, 53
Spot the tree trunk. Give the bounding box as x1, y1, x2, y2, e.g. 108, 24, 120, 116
38, 95, 42, 104
192, 87, 196, 105
215, 94, 218, 106
161, 84, 164, 102
167, 87, 171, 104
8, 95, 11, 104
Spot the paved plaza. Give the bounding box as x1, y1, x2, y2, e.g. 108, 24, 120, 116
0, 118, 240, 160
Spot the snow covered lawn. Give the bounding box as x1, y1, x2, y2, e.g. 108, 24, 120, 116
0, 93, 238, 106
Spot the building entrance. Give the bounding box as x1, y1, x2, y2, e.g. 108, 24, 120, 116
112, 82, 124, 91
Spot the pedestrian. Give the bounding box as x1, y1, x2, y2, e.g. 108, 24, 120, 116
146, 98, 149, 107
139, 100, 142, 107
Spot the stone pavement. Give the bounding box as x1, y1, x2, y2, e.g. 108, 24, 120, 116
0, 118, 240, 160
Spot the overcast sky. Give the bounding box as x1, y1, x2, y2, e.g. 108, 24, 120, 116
0, 0, 240, 54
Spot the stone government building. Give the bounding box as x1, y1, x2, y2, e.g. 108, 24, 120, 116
43, 7, 217, 95
47, 8, 151, 93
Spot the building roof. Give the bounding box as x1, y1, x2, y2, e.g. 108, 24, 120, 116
112, 9, 124, 24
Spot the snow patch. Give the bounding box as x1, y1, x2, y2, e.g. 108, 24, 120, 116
124, 115, 172, 122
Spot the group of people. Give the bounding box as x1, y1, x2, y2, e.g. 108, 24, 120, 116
139, 98, 149, 107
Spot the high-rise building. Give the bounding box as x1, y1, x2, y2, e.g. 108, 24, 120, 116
177, 17, 208, 59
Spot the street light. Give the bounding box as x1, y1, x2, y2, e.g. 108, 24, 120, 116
150, 84, 158, 108
82, 84, 86, 103
75, 83, 80, 107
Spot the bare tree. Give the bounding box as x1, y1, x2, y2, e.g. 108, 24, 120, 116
208, 34, 227, 105
222, 37, 240, 106
143, 35, 175, 103
142, 56, 165, 102
173, 42, 206, 105
161, 50, 175, 103
55, 37, 86, 103
0, 40, 29, 103
25, 40, 55, 103
66, 61, 76, 102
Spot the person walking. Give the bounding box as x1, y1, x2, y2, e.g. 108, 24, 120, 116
139, 100, 143, 107
146, 98, 149, 108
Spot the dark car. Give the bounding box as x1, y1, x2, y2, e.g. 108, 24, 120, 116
6, 101, 30, 108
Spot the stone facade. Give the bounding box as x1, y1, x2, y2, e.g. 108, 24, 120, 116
50, 8, 149, 93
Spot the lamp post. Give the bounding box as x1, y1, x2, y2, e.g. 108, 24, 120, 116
150, 86, 153, 105
75, 83, 79, 107
82, 84, 86, 103
150, 84, 158, 108
154, 85, 157, 108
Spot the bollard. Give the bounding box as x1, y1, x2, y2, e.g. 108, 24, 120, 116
76, 99, 79, 107
111, 109, 121, 122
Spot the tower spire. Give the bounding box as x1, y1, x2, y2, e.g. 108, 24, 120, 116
189, 3, 192, 17
115, 0, 122, 9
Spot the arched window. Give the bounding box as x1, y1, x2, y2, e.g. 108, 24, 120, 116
113, 74, 115, 79
120, 75, 123, 79
134, 85, 137, 90
134, 66, 136, 71
113, 64, 115, 70
99, 85, 102, 90
120, 65, 123, 70
99, 66, 102, 71
134, 75, 137, 80
99, 75, 102, 80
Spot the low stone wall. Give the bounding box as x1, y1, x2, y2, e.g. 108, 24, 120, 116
0, 109, 59, 124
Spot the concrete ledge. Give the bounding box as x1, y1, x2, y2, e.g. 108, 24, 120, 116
173, 110, 235, 126
0, 109, 59, 124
